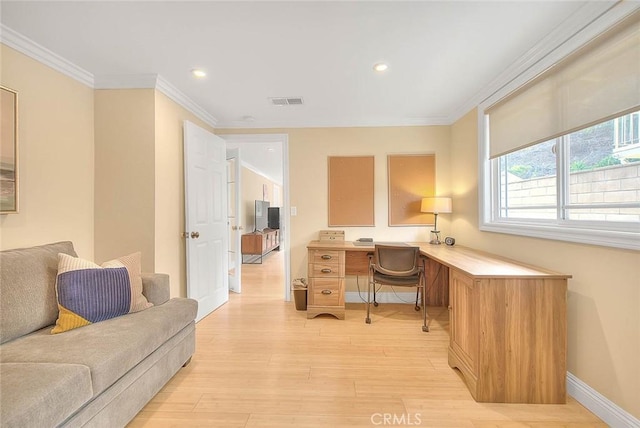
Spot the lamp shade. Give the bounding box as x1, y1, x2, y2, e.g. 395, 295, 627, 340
420, 197, 452, 214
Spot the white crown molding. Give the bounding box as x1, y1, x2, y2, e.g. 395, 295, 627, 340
448, 1, 638, 123
567, 372, 640, 428
5, 3, 637, 132
155, 75, 217, 129
221, 134, 288, 144
238, 160, 281, 185
0, 25, 218, 128
94, 74, 159, 89
0, 24, 94, 87
95, 74, 218, 128
216, 115, 450, 129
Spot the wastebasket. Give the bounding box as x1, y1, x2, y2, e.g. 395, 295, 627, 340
292, 278, 307, 311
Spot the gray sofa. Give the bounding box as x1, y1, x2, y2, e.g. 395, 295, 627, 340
0, 241, 198, 427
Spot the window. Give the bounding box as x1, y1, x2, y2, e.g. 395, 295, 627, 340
614, 111, 640, 151
498, 139, 557, 221
480, 8, 640, 250
497, 112, 640, 226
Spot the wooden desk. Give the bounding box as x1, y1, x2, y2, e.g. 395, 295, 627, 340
306, 240, 571, 404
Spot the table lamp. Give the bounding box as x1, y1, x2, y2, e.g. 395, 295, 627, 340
420, 197, 452, 245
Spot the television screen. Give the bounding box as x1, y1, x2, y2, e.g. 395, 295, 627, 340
255, 200, 270, 231
268, 207, 280, 229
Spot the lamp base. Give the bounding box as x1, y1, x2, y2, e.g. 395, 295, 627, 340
429, 230, 442, 245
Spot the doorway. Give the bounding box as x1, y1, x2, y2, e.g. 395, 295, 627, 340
220, 134, 290, 302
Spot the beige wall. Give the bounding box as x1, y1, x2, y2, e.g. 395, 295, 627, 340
241, 167, 280, 233
217, 126, 451, 291
451, 108, 640, 418
95, 89, 215, 297
154, 91, 215, 297
0, 45, 94, 257
94, 89, 156, 271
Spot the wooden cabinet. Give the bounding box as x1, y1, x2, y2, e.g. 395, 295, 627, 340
241, 229, 279, 263
448, 269, 567, 404
449, 270, 477, 377
307, 249, 345, 319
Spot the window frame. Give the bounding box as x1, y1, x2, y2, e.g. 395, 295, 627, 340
477, 4, 640, 251
480, 117, 640, 253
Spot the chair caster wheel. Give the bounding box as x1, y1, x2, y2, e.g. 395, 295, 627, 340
365, 318, 371, 324
373, 302, 379, 307
414, 306, 420, 311
422, 325, 429, 332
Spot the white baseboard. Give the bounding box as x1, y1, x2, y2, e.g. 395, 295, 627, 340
567, 372, 639, 428
345, 292, 638, 426
345, 291, 418, 305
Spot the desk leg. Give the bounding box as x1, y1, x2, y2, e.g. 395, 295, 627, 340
422, 258, 429, 332
365, 271, 372, 324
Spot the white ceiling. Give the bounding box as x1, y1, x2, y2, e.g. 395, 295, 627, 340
1, 1, 594, 182
1, 0, 589, 129
225, 138, 284, 185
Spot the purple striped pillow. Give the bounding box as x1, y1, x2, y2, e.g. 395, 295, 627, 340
52, 253, 152, 334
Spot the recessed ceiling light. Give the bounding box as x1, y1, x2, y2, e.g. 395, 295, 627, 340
191, 69, 207, 78
373, 63, 388, 72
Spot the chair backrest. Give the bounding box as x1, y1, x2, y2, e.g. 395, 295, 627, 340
372, 245, 420, 277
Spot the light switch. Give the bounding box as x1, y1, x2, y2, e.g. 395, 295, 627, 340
291, 206, 297, 216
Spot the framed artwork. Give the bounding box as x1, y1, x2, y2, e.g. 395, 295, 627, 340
1, 86, 18, 214
388, 154, 435, 226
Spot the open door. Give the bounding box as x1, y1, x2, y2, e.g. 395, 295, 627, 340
226, 147, 242, 293
184, 121, 228, 322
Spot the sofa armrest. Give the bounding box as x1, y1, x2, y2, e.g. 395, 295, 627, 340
141, 273, 170, 306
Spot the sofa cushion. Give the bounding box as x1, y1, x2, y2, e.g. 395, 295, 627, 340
0, 298, 197, 396
52, 252, 152, 334
0, 362, 93, 428
0, 241, 77, 344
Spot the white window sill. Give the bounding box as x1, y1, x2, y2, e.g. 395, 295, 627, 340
480, 221, 640, 251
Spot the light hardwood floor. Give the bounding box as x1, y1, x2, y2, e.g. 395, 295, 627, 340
129, 251, 604, 427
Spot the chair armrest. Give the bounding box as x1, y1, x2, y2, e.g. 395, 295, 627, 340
141, 273, 170, 306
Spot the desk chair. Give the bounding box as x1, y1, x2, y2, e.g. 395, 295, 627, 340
365, 244, 429, 332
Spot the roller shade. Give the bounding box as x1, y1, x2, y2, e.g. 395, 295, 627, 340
487, 11, 640, 159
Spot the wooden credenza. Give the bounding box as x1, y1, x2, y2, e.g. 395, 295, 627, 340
241, 229, 280, 263
306, 240, 571, 404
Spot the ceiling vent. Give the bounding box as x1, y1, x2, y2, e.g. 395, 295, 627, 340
269, 97, 304, 106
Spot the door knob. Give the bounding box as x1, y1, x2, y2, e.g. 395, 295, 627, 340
191, 231, 200, 239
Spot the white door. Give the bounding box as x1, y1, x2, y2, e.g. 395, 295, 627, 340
184, 120, 228, 322
226, 147, 242, 293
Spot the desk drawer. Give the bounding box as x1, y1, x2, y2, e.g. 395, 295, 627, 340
309, 263, 343, 277
309, 278, 344, 306
309, 250, 344, 265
